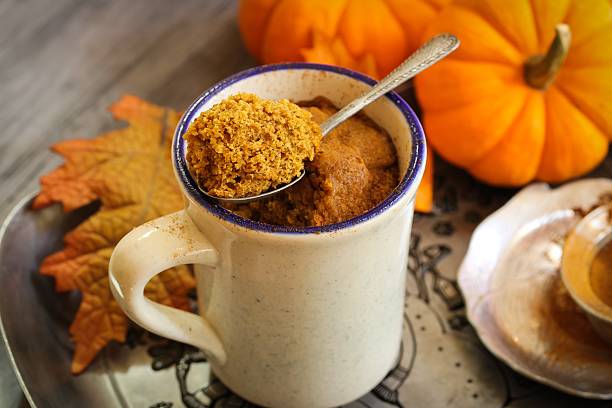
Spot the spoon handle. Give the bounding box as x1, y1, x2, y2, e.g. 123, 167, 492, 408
319, 33, 460, 136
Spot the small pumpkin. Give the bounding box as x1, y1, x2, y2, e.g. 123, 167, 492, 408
239, 0, 448, 211
238, 0, 450, 78
415, 0, 612, 186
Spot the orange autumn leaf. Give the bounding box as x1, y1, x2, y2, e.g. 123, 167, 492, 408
33, 95, 196, 374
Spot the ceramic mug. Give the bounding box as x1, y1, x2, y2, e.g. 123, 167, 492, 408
109, 63, 426, 408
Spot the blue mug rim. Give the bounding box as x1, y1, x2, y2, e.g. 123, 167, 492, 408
173, 62, 426, 234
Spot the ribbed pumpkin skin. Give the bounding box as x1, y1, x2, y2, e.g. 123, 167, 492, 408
415, 0, 612, 186
238, 0, 449, 212
238, 0, 449, 77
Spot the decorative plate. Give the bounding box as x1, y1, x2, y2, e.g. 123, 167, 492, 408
459, 179, 612, 399
2, 168, 610, 407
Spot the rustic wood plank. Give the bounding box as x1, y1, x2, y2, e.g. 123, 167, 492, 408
0, 0, 254, 216
0, 1, 253, 405
0, 0, 252, 207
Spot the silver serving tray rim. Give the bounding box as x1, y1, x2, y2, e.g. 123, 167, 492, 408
0, 191, 39, 408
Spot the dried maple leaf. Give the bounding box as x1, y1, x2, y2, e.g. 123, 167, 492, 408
33, 95, 196, 373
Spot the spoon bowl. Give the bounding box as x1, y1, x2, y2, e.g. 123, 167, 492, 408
209, 169, 307, 205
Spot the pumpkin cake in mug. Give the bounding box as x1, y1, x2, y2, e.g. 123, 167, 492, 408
226, 97, 399, 227
183, 94, 399, 227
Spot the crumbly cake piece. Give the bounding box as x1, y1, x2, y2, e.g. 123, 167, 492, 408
184, 93, 322, 198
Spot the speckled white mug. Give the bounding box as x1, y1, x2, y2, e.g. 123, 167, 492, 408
109, 63, 426, 408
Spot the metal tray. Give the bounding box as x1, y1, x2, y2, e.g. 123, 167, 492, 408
2, 172, 611, 407
459, 179, 612, 399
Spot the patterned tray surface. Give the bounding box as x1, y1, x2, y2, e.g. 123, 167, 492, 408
1, 161, 611, 408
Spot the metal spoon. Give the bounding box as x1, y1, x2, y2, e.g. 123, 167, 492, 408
206, 33, 460, 205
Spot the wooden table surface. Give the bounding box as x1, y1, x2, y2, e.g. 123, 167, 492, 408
3, 2, 612, 408
0, 1, 253, 406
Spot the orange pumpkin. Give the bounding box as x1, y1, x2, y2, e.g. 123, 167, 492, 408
415, 0, 612, 186
238, 0, 450, 78
238, 0, 448, 211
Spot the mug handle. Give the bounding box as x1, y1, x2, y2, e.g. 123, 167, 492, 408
109, 209, 226, 364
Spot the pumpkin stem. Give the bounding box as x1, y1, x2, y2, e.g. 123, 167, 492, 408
524, 24, 572, 90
